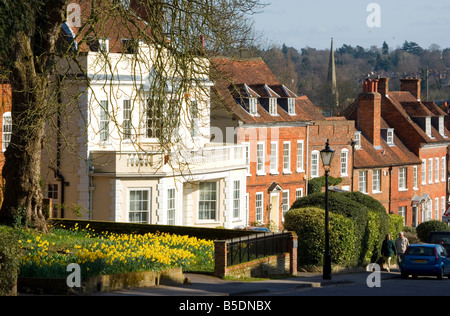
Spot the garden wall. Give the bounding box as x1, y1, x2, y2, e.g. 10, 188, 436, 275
18, 267, 184, 295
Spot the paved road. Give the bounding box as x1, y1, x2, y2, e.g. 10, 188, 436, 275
91, 270, 399, 296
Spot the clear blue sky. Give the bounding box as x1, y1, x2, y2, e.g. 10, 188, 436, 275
252, 0, 450, 50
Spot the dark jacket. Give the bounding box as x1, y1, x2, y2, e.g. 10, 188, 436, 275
381, 239, 397, 257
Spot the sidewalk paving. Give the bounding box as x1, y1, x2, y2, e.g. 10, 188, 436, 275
92, 270, 400, 296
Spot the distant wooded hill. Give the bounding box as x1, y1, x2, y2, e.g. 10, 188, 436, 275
247, 41, 450, 115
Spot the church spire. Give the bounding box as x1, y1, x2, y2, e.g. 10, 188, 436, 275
326, 38, 338, 116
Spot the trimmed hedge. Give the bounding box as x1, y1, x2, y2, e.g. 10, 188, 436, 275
284, 207, 356, 266
307, 176, 343, 195
416, 220, 450, 242
50, 218, 259, 241
289, 191, 393, 266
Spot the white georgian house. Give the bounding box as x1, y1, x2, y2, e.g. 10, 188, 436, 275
43, 34, 248, 229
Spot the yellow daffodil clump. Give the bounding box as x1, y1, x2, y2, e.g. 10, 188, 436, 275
19, 225, 215, 279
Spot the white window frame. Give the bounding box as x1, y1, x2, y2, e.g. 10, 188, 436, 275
340, 149, 348, 177
270, 141, 278, 174
283, 141, 291, 173
269, 98, 277, 115
99, 100, 109, 142
372, 169, 381, 193
359, 171, 367, 193
354, 131, 361, 149
435, 157, 440, 183
256, 142, 265, 175
311, 150, 320, 178
422, 159, 427, 185
249, 98, 257, 115
128, 188, 151, 224
386, 128, 394, 145
233, 180, 241, 219
2, 112, 11, 152
439, 116, 446, 137
296, 140, 304, 172
399, 167, 407, 191
123, 99, 132, 140
288, 98, 296, 115
429, 158, 433, 184
426, 116, 432, 137
296, 188, 304, 200
255, 192, 264, 223
442, 157, 446, 182
413, 166, 418, 190
167, 188, 176, 225
198, 182, 218, 221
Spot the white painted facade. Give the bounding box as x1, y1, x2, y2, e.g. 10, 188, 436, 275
45, 43, 249, 229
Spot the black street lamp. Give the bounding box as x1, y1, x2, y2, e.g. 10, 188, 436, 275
320, 139, 335, 280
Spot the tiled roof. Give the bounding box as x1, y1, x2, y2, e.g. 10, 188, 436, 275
354, 118, 421, 169
387, 91, 450, 143
211, 57, 325, 123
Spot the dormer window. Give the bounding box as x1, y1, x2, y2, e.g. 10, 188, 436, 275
87, 37, 109, 53
249, 98, 257, 115
288, 98, 295, 115
269, 98, 277, 115
353, 131, 361, 149
439, 116, 447, 138
387, 129, 394, 145
425, 116, 433, 138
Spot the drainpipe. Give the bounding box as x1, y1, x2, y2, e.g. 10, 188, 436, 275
56, 76, 66, 218
388, 166, 393, 214
305, 123, 310, 195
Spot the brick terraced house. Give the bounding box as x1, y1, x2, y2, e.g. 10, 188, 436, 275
345, 78, 450, 226
211, 57, 355, 230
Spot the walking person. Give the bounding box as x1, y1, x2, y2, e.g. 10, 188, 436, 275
381, 234, 397, 272
395, 232, 409, 268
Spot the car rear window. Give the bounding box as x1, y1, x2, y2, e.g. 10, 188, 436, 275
406, 247, 435, 256
427, 233, 450, 244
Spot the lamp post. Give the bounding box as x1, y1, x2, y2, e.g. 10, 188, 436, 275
320, 139, 335, 280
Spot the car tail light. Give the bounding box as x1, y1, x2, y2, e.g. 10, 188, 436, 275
434, 247, 439, 260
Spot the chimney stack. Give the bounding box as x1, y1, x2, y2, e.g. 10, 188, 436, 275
400, 77, 421, 101
358, 79, 381, 148
377, 78, 389, 96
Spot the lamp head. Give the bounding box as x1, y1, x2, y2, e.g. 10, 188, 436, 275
320, 139, 335, 167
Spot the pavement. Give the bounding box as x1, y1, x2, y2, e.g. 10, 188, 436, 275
91, 269, 401, 296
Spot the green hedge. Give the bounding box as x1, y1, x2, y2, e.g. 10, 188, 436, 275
416, 220, 450, 242
289, 191, 393, 266
0, 226, 21, 296
49, 218, 258, 241
284, 207, 356, 266
307, 176, 343, 195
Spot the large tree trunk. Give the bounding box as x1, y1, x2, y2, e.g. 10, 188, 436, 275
0, 1, 68, 231
0, 32, 48, 231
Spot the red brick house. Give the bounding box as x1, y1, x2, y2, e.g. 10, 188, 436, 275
211, 57, 354, 230
345, 78, 450, 226
0, 84, 11, 170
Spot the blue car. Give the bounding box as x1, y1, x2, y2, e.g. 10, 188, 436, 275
400, 244, 450, 280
